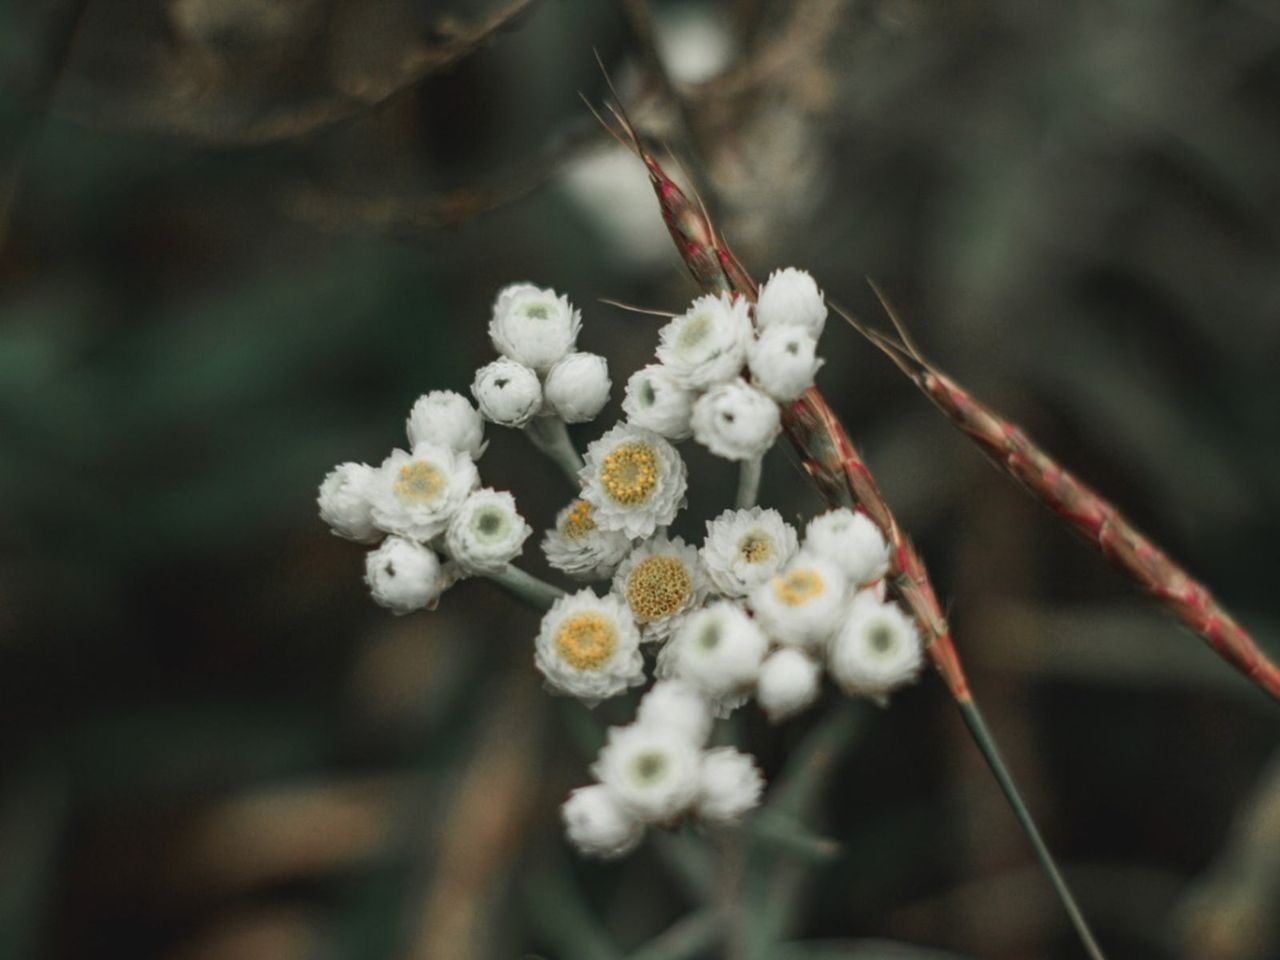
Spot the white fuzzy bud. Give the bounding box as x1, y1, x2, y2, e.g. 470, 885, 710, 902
747, 325, 823, 401
661, 601, 768, 702
803, 508, 890, 587
364, 537, 445, 614
696, 747, 764, 826
691, 379, 781, 461
750, 552, 847, 649
756, 648, 822, 723
593, 723, 702, 824
405, 390, 485, 459
755, 267, 827, 336
656, 293, 752, 389
488, 283, 582, 373
318, 462, 379, 543
471, 358, 543, 428
445, 488, 531, 574
829, 591, 923, 699
622, 364, 695, 440
562, 784, 644, 859
545, 352, 611, 423
636, 680, 714, 747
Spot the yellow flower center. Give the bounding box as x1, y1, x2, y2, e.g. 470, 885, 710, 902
626, 555, 692, 623
394, 461, 444, 503
554, 612, 617, 671
739, 533, 773, 564
560, 500, 597, 540
773, 568, 825, 607
600, 443, 658, 506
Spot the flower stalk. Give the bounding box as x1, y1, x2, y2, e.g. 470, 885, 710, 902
734, 456, 763, 510
524, 414, 586, 487
485, 563, 566, 611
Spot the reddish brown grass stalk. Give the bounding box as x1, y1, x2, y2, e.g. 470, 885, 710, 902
851, 286, 1280, 702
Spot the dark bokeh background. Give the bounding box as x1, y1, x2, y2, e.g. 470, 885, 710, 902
2, 1, 1278, 958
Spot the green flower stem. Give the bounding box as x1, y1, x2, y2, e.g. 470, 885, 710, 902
735, 455, 763, 509
525, 415, 585, 488
485, 564, 565, 611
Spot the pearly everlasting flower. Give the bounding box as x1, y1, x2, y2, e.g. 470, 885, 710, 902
622, 364, 695, 440
661, 601, 768, 703
803, 508, 890, 587
562, 784, 644, 859
542, 499, 633, 582
405, 390, 485, 460
754, 267, 827, 336
535, 590, 645, 704
750, 552, 847, 649
690, 379, 781, 461
318, 462, 380, 543
701, 507, 799, 598
471, 358, 543, 428
544, 352, 611, 423
364, 537, 445, 614
636, 680, 713, 748
611, 535, 707, 643
445, 488, 531, 574
655, 293, 752, 389
696, 747, 764, 826
593, 722, 702, 823
747, 324, 823, 402
829, 591, 923, 699
580, 424, 687, 539
369, 443, 479, 542
757, 648, 822, 723
488, 283, 581, 373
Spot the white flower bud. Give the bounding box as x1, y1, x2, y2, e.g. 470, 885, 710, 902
656, 293, 752, 389
747, 325, 823, 401
622, 364, 695, 440
803, 508, 890, 587
364, 537, 445, 614
750, 552, 847, 649
661, 601, 768, 702
755, 267, 827, 336
696, 747, 764, 826
445, 488, 531, 574
489, 282, 582, 373
593, 722, 702, 823
636, 680, 713, 747
318, 462, 379, 543
562, 784, 644, 859
544, 352, 611, 423
690, 379, 781, 461
756, 648, 822, 723
405, 390, 485, 459
471, 358, 542, 428
829, 591, 923, 700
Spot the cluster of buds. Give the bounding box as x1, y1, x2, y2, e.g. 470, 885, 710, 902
318, 269, 926, 860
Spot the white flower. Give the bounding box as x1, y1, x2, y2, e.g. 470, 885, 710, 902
747, 325, 823, 402
318, 462, 379, 543
593, 723, 702, 823
562, 784, 644, 859
701, 507, 799, 598
690, 379, 781, 461
635, 680, 713, 748
445, 488, 531, 574
364, 537, 445, 614
611, 535, 707, 643
369, 443, 479, 542
471, 358, 543, 428
803, 508, 890, 587
405, 390, 486, 459
534, 590, 645, 704
756, 648, 822, 723
488, 282, 582, 373
580, 424, 688, 539
660, 602, 768, 704
695, 747, 764, 826
750, 552, 847, 649
829, 591, 923, 699
655, 293, 752, 389
544, 352, 611, 423
622, 364, 695, 440
542, 499, 633, 582
754, 267, 827, 336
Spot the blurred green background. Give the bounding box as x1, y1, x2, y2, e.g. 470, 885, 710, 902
2, 0, 1278, 958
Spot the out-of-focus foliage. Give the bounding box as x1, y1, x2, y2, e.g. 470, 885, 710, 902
1, 1, 1278, 958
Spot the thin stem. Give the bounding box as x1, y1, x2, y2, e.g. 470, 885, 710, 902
735, 455, 763, 509
957, 699, 1108, 960
524, 415, 585, 488
484, 565, 565, 611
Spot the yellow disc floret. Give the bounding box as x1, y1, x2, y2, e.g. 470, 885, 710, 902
626, 555, 693, 623
561, 500, 598, 540
773, 568, 825, 607
600, 442, 659, 506
739, 533, 773, 564
554, 612, 617, 671
394, 460, 444, 503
